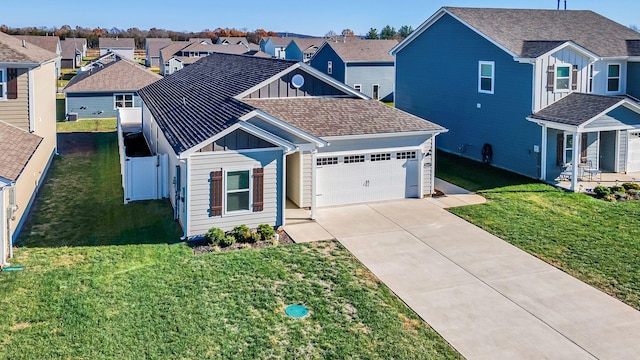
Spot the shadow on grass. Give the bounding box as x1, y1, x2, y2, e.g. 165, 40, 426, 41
17, 132, 183, 248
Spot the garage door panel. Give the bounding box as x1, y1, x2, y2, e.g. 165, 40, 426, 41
628, 132, 640, 173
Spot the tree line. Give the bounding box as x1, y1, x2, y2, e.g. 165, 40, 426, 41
0, 24, 278, 49
366, 25, 414, 40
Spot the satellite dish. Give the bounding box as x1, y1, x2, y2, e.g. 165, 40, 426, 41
291, 74, 305, 89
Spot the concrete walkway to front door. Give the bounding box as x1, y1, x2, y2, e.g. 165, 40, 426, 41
314, 199, 640, 359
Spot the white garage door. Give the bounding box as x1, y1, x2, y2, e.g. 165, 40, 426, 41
628, 132, 640, 173
316, 150, 420, 207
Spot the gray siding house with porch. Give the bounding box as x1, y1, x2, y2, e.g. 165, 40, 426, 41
393, 7, 640, 191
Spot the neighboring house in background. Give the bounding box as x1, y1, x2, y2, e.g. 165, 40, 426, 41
14, 35, 62, 76
60, 38, 87, 69
159, 41, 259, 76
260, 37, 292, 59
0, 32, 59, 267
145, 38, 172, 67
132, 53, 445, 237
64, 53, 161, 119
99, 37, 135, 60
285, 38, 323, 63
310, 39, 398, 101
392, 7, 640, 191
217, 37, 249, 46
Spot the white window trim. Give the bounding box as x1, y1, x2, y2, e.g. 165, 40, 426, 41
564, 132, 574, 165
0, 68, 6, 101
327, 61, 333, 75
353, 84, 362, 92
114, 93, 135, 110
223, 168, 253, 215
588, 64, 594, 93
554, 64, 572, 93
478, 61, 495, 94
606, 63, 622, 93
372, 84, 380, 100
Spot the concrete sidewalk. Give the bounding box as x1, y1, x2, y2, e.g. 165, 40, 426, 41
315, 199, 640, 359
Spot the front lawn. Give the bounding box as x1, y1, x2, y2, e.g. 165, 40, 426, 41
0, 132, 460, 359
437, 151, 640, 309
57, 118, 117, 133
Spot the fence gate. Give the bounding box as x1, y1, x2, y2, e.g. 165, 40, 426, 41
123, 154, 168, 203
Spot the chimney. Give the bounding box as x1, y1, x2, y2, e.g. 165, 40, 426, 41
22, 39, 26, 48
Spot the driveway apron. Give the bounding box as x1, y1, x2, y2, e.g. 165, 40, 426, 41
315, 199, 640, 359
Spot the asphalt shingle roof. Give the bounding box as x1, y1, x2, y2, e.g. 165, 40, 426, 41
61, 38, 86, 59
325, 39, 398, 62
138, 53, 297, 154
99, 37, 135, 49
146, 38, 172, 58
14, 35, 60, 54
64, 57, 162, 93
445, 7, 640, 57
0, 31, 58, 64
243, 98, 445, 137
0, 120, 42, 182
529, 93, 627, 126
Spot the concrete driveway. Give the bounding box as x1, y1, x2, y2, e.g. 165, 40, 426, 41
313, 199, 640, 359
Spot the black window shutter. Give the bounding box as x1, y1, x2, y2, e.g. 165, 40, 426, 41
7, 68, 18, 99
547, 66, 555, 91
209, 171, 223, 216
556, 133, 564, 166
253, 168, 264, 212
571, 65, 579, 91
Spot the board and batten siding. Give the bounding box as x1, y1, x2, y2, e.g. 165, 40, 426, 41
533, 48, 590, 112
66, 92, 143, 119
345, 62, 394, 101
395, 13, 539, 178
627, 62, 640, 99
187, 149, 283, 235
245, 68, 347, 99
0, 68, 29, 131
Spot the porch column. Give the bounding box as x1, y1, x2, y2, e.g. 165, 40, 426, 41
540, 124, 547, 181
571, 131, 580, 192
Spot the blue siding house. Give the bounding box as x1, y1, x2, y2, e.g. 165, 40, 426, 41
393, 7, 640, 191
284, 38, 322, 63
64, 54, 161, 119
310, 39, 397, 101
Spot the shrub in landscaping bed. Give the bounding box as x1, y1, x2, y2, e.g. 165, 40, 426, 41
623, 182, 640, 190
219, 235, 236, 247
205, 227, 225, 245
231, 225, 251, 243
257, 224, 276, 241
593, 185, 610, 198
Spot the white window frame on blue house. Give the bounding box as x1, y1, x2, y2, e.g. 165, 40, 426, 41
555, 64, 572, 92
478, 61, 494, 94
327, 61, 333, 75
0, 68, 6, 101
224, 168, 253, 215
114, 93, 134, 109
588, 64, 594, 93
353, 84, 362, 92
607, 63, 621, 93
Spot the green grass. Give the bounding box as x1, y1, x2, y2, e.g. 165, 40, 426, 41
437, 151, 640, 309
0, 133, 460, 359
56, 98, 66, 121
57, 118, 117, 133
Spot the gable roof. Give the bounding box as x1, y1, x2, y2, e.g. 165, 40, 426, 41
61, 38, 85, 59
99, 37, 135, 49
288, 38, 323, 52
218, 37, 248, 45
159, 41, 190, 61
0, 31, 59, 64
265, 37, 293, 47
529, 93, 632, 126
146, 38, 172, 58
242, 98, 445, 137
323, 39, 397, 63
395, 7, 640, 58
138, 53, 298, 154
14, 35, 60, 54
0, 120, 42, 182
64, 56, 161, 93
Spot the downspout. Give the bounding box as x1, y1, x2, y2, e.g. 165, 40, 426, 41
1, 186, 9, 268
540, 124, 548, 181
180, 159, 188, 240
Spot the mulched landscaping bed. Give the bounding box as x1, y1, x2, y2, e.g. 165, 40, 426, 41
190, 229, 293, 255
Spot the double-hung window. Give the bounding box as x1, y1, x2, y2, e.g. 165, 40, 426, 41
327, 61, 333, 75
607, 64, 621, 92
555, 65, 571, 92
478, 61, 494, 94
0, 69, 6, 100
588, 64, 594, 93
114, 93, 134, 109
226, 170, 251, 213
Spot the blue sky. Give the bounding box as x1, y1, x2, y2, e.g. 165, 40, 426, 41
4, 0, 640, 36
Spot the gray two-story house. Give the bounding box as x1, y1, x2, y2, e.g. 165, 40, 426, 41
393, 7, 640, 191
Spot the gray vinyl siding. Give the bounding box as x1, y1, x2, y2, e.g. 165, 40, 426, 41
302, 152, 312, 208
187, 149, 283, 235
584, 132, 598, 167
586, 107, 640, 129
619, 130, 628, 173
100, 47, 134, 61
628, 62, 640, 99
395, 13, 539, 178
0, 68, 29, 131
534, 48, 590, 111
345, 62, 394, 101
309, 45, 346, 83
245, 68, 347, 98
66, 92, 142, 119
